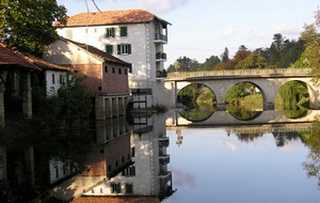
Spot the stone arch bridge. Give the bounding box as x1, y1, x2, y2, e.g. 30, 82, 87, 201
158, 68, 320, 110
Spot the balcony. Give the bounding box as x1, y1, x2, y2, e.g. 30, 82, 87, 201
159, 137, 169, 147
159, 154, 170, 165
156, 52, 167, 61
154, 33, 168, 43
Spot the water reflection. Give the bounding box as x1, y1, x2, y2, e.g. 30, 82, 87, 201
166, 124, 320, 203
3, 111, 320, 202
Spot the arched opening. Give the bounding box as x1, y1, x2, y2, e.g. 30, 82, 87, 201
177, 83, 217, 122
275, 80, 310, 119
224, 82, 264, 121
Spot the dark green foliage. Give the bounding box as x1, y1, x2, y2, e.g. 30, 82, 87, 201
275, 80, 310, 119
0, 0, 67, 55
221, 47, 229, 63
177, 84, 216, 122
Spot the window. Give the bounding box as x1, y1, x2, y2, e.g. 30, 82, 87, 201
117, 44, 132, 55
105, 45, 113, 54
125, 69, 128, 75
118, 68, 122, 74
125, 184, 133, 194
121, 166, 135, 177
104, 66, 108, 73
131, 147, 135, 157
59, 74, 65, 85
106, 28, 115, 38
108, 164, 112, 172
111, 183, 121, 193
112, 67, 115, 73
55, 166, 59, 178
120, 26, 128, 37
52, 74, 55, 84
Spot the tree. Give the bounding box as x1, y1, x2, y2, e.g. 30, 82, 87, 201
202, 55, 221, 69
167, 56, 200, 72
235, 52, 267, 69
221, 47, 230, 63
292, 24, 320, 70
0, 0, 67, 56
233, 45, 251, 64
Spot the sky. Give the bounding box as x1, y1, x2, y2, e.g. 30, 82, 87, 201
57, 0, 319, 66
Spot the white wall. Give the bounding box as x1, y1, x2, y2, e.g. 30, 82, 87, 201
57, 21, 165, 90
44, 40, 103, 65
45, 70, 68, 96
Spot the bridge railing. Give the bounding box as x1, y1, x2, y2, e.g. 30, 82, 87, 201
166, 68, 313, 80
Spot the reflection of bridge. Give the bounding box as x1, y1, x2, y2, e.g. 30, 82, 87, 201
158, 68, 320, 109
165, 110, 320, 127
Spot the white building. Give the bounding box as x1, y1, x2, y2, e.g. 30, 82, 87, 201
56, 9, 170, 108
23, 54, 71, 96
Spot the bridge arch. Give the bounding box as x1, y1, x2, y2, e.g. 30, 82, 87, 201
275, 80, 311, 119
176, 82, 217, 122
223, 81, 265, 121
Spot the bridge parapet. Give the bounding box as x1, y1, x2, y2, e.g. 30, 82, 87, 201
166, 68, 313, 81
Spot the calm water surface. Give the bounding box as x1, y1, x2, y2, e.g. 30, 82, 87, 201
164, 127, 320, 203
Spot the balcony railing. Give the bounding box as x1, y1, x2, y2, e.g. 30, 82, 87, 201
159, 137, 169, 147
159, 155, 170, 165
155, 33, 168, 42
156, 52, 167, 60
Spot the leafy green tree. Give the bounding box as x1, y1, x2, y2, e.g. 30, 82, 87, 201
233, 45, 251, 65
201, 55, 221, 69
292, 24, 320, 70
235, 52, 267, 69
0, 0, 67, 55
167, 56, 200, 72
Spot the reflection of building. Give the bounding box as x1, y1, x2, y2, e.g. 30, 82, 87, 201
176, 129, 183, 146
56, 9, 170, 108
0, 147, 7, 183
81, 114, 173, 200
44, 38, 131, 119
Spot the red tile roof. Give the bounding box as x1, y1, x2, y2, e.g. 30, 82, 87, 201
23, 54, 72, 72
72, 197, 160, 203
57, 9, 170, 27
0, 43, 38, 70
62, 38, 131, 67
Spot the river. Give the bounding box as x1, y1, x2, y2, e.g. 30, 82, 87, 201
1, 111, 320, 203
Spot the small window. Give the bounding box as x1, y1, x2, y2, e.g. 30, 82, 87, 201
129, 166, 136, 176
52, 74, 55, 84
106, 28, 115, 38
55, 166, 59, 178
125, 184, 133, 194
111, 183, 121, 193
131, 147, 135, 157
117, 44, 132, 55
104, 66, 108, 73
120, 26, 128, 37
105, 45, 113, 54
118, 68, 122, 74
112, 67, 115, 73
59, 74, 65, 85
125, 69, 128, 75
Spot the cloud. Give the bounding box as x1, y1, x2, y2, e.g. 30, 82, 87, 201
135, 0, 189, 13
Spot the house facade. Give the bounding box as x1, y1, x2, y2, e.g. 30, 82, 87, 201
44, 38, 131, 119
56, 9, 170, 108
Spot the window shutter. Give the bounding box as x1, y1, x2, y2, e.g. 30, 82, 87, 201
117, 45, 121, 55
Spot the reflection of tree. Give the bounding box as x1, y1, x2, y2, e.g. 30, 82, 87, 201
300, 125, 320, 186
235, 133, 264, 143
272, 131, 301, 147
